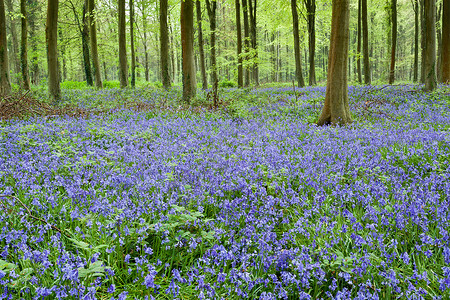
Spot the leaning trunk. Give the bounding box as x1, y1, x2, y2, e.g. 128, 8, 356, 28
181, 0, 196, 102
46, 0, 60, 101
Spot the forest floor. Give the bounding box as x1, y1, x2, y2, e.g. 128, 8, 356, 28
0, 84, 449, 299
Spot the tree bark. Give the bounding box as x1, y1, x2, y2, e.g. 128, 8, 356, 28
181, 0, 196, 102
46, 0, 60, 101
242, 0, 250, 86
160, 0, 171, 89
130, 0, 136, 87
118, 0, 128, 88
88, 0, 102, 88
28, 0, 39, 85
82, 0, 93, 86
442, 0, 449, 83
235, 0, 243, 87
362, 0, 370, 84
356, 0, 362, 83
436, 3, 442, 82
317, 0, 351, 126
196, 0, 208, 89
291, 0, 305, 87
206, 0, 218, 88
423, 0, 436, 91
420, 0, 425, 83
20, 0, 29, 89
305, 0, 316, 85
5, 0, 20, 79
413, 0, 419, 82
248, 0, 258, 85
388, 0, 397, 84
141, 1, 149, 82
0, 0, 10, 95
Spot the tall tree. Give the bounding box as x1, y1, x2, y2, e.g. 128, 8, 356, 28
242, 0, 250, 86
5, 0, 20, 78
423, 0, 436, 91
317, 0, 351, 126
160, 0, 171, 89
81, 0, 93, 86
28, 0, 39, 85
362, 0, 370, 84
305, 0, 316, 85
196, 0, 207, 89
388, 0, 397, 84
442, 0, 449, 83
413, 0, 419, 82
181, 0, 196, 102
235, 0, 243, 87
118, 0, 128, 88
205, 0, 218, 88
356, 0, 362, 83
20, 0, 29, 90
139, 1, 149, 82
420, 0, 425, 83
130, 0, 136, 87
46, 0, 60, 101
0, 0, 10, 95
88, 0, 102, 88
248, 0, 258, 85
291, 0, 305, 87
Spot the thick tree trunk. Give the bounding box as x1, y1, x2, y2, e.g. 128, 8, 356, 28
242, 0, 250, 86
82, 0, 93, 86
306, 0, 316, 85
160, 0, 171, 89
130, 0, 136, 87
423, 0, 436, 91
291, 0, 305, 87
235, 0, 243, 87
181, 0, 196, 102
317, 0, 351, 126
248, 0, 258, 85
5, 0, 20, 79
118, 0, 128, 88
356, 0, 362, 83
362, 0, 370, 84
0, 0, 10, 95
206, 0, 218, 88
20, 0, 29, 90
442, 0, 449, 82
413, 0, 419, 82
388, 0, 397, 84
46, 0, 60, 101
88, 0, 102, 88
196, 0, 208, 89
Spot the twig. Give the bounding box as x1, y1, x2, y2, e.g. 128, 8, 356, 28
0, 194, 72, 238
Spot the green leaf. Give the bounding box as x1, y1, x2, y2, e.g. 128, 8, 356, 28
68, 238, 91, 250
0, 259, 17, 271
78, 261, 106, 278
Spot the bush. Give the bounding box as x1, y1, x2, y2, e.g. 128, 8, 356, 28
218, 80, 237, 88
103, 80, 121, 89
61, 81, 88, 90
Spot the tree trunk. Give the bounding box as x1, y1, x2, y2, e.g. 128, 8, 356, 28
235, 0, 243, 87
356, 0, 362, 83
196, 0, 208, 89
291, 0, 305, 87
248, 0, 258, 85
423, 0, 436, 91
118, 0, 128, 88
242, 0, 250, 86
82, 0, 93, 86
420, 0, 425, 83
442, 0, 449, 83
436, 3, 442, 82
0, 0, 10, 95
206, 0, 218, 88
181, 0, 196, 102
5, 0, 20, 79
20, 0, 29, 89
28, 0, 39, 85
129, 0, 136, 87
141, 1, 149, 82
317, 0, 351, 126
413, 0, 419, 82
306, 0, 316, 85
362, 0, 370, 84
88, 0, 102, 88
160, 0, 170, 89
388, 0, 397, 84
46, 0, 60, 101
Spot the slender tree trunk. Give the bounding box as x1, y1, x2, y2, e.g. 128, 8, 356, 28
242, 0, 250, 86
436, 3, 442, 82
88, 0, 102, 88
248, 0, 258, 85
291, 0, 305, 87
141, 2, 149, 82
388, 0, 397, 84
317, 0, 351, 126
413, 0, 419, 82
362, 0, 370, 84
196, 0, 208, 89
28, 0, 39, 85
442, 0, 450, 82
306, 0, 316, 85
356, 0, 362, 83
118, 0, 128, 88
160, 0, 170, 89
420, 0, 425, 83
0, 0, 10, 95
20, 0, 29, 89
424, 0, 436, 91
5, 0, 20, 79
46, 0, 60, 101
181, 0, 196, 102
82, 0, 93, 86
235, 0, 243, 87
129, 0, 136, 87
206, 0, 218, 88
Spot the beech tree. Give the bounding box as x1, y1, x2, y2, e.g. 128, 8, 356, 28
0, 0, 10, 95
205, 0, 218, 88
235, 0, 243, 87
388, 0, 397, 84
196, 0, 207, 89
160, 0, 170, 89
362, 0, 370, 84
317, 0, 351, 126
181, 0, 196, 102
305, 0, 316, 85
291, 0, 304, 87
88, 0, 102, 88
46, 0, 60, 101
423, 0, 436, 91
442, 0, 449, 83
20, 0, 29, 90
118, 0, 128, 88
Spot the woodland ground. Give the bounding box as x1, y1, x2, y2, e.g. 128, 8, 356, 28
0, 84, 449, 299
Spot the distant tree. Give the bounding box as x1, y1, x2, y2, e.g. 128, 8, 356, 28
0, 0, 10, 95
46, 0, 60, 101
160, 0, 170, 89
291, 0, 305, 87
88, 0, 102, 88
235, 0, 243, 87
423, 0, 436, 91
20, 0, 29, 90
442, 0, 449, 83
317, 0, 351, 126
196, 0, 207, 89
181, 0, 196, 102
118, 0, 128, 88
388, 0, 397, 84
